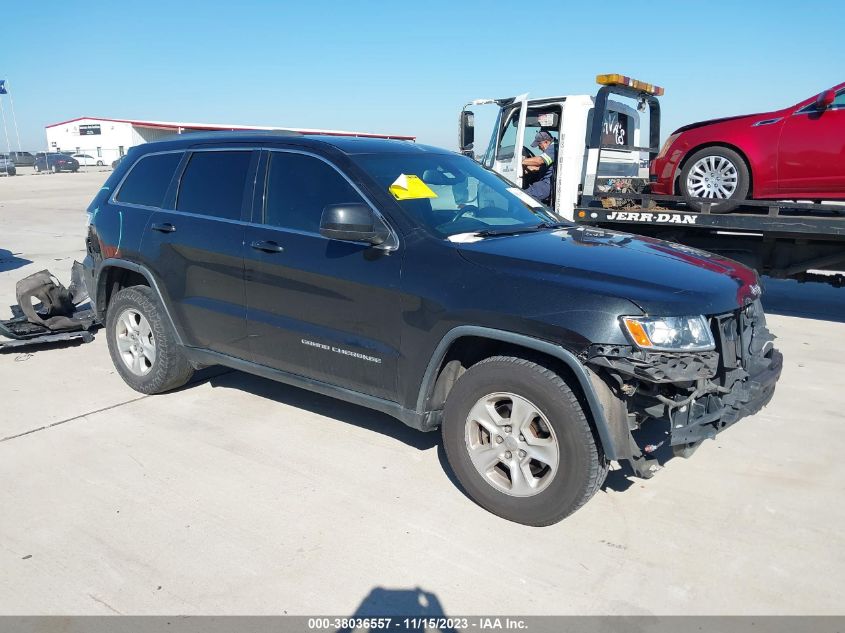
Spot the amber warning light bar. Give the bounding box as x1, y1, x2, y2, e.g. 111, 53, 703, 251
596, 74, 664, 96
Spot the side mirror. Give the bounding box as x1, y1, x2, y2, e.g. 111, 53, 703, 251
816, 89, 836, 110
459, 110, 475, 153
320, 203, 387, 245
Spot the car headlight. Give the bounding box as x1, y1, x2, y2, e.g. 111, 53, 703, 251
656, 133, 680, 159
621, 315, 714, 352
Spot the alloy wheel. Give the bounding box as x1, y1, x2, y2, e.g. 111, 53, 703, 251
115, 308, 156, 376
686, 155, 738, 199
464, 392, 559, 497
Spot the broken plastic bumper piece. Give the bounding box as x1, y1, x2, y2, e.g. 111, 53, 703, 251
0, 262, 98, 351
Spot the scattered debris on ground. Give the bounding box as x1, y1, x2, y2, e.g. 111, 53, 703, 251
0, 261, 98, 351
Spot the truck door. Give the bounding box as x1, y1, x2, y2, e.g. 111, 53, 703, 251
489, 95, 528, 187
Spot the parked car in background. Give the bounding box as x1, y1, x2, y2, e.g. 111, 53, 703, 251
651, 82, 845, 212
6, 151, 35, 167
0, 155, 16, 176
34, 153, 79, 173
71, 153, 106, 167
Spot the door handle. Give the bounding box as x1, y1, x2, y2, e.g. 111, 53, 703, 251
151, 222, 176, 233
250, 240, 284, 253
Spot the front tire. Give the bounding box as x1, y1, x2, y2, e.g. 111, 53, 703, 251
680, 146, 749, 213
106, 285, 194, 394
441, 356, 607, 526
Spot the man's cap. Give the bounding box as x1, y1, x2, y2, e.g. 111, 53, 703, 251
531, 131, 553, 147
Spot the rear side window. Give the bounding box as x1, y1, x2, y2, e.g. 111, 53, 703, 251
115, 152, 182, 207
264, 152, 365, 233
176, 151, 252, 220
116, 152, 182, 207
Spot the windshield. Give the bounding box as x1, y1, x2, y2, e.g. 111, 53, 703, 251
354, 152, 562, 238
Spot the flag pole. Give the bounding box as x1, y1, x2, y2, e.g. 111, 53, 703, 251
0, 97, 11, 175
5, 80, 22, 152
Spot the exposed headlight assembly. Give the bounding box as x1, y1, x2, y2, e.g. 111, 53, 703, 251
621, 315, 714, 352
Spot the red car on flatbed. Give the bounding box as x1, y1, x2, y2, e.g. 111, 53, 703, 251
650, 83, 845, 213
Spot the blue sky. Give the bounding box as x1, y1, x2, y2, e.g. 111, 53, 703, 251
2, 0, 842, 151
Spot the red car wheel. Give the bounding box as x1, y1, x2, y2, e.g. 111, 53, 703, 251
680, 146, 750, 214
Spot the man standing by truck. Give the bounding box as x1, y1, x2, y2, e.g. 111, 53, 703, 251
522, 131, 556, 204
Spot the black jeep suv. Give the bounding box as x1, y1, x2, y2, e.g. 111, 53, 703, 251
82, 131, 782, 525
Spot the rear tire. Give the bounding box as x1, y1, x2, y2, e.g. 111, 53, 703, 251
441, 356, 607, 526
51, 164, 60, 173
96, 160, 104, 166
106, 285, 194, 394
680, 146, 749, 213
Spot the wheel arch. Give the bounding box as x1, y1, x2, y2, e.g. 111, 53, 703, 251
95, 259, 184, 346
417, 327, 631, 461
674, 141, 754, 197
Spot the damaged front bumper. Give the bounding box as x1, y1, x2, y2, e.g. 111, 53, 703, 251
584, 300, 782, 476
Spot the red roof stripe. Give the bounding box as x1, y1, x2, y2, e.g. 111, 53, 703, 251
44, 116, 415, 140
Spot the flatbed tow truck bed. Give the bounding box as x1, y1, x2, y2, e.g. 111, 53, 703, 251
574, 193, 845, 285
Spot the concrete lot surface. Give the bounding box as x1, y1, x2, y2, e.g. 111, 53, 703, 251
1, 170, 844, 615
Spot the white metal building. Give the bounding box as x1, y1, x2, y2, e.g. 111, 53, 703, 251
44, 117, 415, 164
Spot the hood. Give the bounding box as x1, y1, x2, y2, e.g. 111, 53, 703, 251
673, 113, 764, 134
457, 227, 760, 316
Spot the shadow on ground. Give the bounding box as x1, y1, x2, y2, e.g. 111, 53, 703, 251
338, 586, 456, 632
0, 249, 31, 273
201, 368, 696, 500
207, 370, 439, 452
602, 418, 675, 493
762, 276, 845, 323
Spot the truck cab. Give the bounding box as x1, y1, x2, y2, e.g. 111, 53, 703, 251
460, 75, 662, 219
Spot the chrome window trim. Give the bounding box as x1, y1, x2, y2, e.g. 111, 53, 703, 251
262, 147, 400, 252
109, 149, 186, 211
135, 208, 252, 226
794, 105, 845, 115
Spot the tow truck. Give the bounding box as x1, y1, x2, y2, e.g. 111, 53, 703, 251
459, 74, 845, 285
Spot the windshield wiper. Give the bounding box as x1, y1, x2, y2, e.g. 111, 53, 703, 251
474, 226, 545, 238
473, 222, 566, 238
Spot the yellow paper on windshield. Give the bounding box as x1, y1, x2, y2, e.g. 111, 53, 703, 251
389, 174, 438, 200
